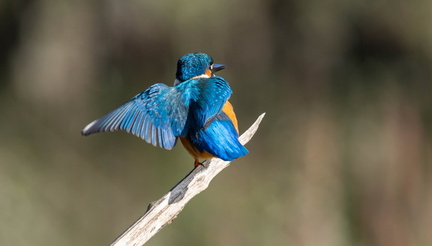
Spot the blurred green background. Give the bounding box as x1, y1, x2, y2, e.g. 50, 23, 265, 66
1, 0, 431, 245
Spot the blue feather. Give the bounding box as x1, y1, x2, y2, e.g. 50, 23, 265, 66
176, 53, 213, 82
81, 69, 241, 160
177, 76, 232, 131
189, 113, 248, 161
81, 83, 186, 150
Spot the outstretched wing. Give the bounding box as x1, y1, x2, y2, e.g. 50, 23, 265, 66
82, 83, 188, 150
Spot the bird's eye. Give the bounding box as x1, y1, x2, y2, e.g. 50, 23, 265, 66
209, 64, 214, 71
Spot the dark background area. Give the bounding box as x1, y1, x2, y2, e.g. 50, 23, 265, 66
1, 0, 431, 245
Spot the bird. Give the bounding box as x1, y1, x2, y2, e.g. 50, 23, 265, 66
82, 52, 248, 166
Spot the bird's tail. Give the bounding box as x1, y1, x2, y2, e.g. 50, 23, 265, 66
190, 114, 248, 161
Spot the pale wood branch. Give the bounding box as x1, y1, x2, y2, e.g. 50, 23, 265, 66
110, 113, 266, 246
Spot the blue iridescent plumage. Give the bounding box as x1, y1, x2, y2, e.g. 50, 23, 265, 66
82, 53, 248, 165
189, 113, 247, 161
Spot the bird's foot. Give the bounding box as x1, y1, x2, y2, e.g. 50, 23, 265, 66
194, 160, 204, 167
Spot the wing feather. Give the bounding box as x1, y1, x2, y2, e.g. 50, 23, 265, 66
82, 77, 233, 151
82, 83, 186, 150
176, 76, 232, 130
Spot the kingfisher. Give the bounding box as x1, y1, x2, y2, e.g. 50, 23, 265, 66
82, 52, 248, 166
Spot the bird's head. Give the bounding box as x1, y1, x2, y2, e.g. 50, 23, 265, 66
174, 53, 225, 85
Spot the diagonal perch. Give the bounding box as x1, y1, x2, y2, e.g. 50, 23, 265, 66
111, 113, 266, 246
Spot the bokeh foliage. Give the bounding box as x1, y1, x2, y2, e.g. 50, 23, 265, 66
1, 0, 431, 245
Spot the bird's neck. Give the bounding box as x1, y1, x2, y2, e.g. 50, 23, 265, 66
173, 74, 211, 86
192, 74, 211, 79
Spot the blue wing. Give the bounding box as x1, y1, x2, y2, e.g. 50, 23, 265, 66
177, 76, 232, 131
189, 113, 248, 161
82, 83, 188, 150
179, 77, 248, 160
82, 77, 234, 152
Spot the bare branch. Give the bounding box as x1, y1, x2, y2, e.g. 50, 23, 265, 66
110, 113, 266, 246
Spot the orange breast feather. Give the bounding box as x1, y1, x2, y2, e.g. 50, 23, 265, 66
222, 101, 238, 133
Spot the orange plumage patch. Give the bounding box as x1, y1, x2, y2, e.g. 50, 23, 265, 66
180, 137, 215, 160
205, 68, 212, 77
222, 101, 239, 132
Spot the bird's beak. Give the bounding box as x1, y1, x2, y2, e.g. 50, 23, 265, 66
213, 64, 226, 72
